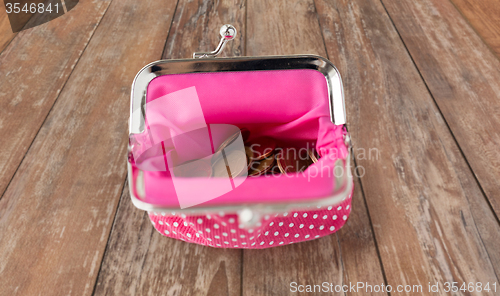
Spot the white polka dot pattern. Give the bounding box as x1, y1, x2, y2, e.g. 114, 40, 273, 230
148, 189, 353, 249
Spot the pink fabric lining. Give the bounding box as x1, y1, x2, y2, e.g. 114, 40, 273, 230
130, 69, 348, 207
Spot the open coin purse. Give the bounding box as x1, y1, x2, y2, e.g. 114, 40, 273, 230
128, 25, 353, 249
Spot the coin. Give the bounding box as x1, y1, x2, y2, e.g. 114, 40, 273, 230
276, 148, 313, 174
262, 163, 281, 176
173, 159, 212, 178
308, 148, 320, 163
216, 130, 241, 153
247, 137, 276, 160
226, 150, 248, 178
249, 153, 275, 176
211, 155, 227, 177
270, 163, 282, 174
212, 149, 247, 178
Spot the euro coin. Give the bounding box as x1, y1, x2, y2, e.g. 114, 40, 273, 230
212, 149, 247, 178
308, 148, 319, 163
247, 137, 276, 160
276, 148, 313, 174
249, 153, 275, 176
216, 130, 241, 153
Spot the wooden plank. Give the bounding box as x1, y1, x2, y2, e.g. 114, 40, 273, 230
242, 170, 387, 296
450, 0, 500, 59
0, 7, 17, 52
315, 0, 500, 293
94, 184, 242, 296
243, 1, 387, 295
0, 0, 75, 53
0, 1, 178, 295
244, 238, 343, 295
94, 0, 246, 295
380, 0, 500, 219
0, 0, 73, 52
162, 0, 245, 59
247, 0, 326, 56
0, 0, 112, 198
336, 168, 388, 294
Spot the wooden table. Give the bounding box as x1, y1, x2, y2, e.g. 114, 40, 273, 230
1, 0, 500, 295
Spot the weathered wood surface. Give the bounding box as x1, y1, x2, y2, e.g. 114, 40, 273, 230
380, 0, 500, 219
316, 0, 500, 295
450, 0, 500, 59
0, 0, 112, 198
0, 0, 177, 295
94, 1, 246, 295
242, 1, 387, 295
0, 0, 499, 295
0, 0, 37, 52
94, 183, 242, 296
0, 8, 17, 52
336, 168, 388, 295
162, 0, 245, 59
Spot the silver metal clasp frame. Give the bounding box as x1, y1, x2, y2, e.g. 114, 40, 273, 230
128, 25, 352, 224
129, 24, 347, 135
193, 24, 237, 58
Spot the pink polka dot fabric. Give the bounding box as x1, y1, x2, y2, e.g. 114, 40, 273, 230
148, 189, 352, 249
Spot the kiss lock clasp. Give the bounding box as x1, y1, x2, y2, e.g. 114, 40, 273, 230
193, 24, 237, 59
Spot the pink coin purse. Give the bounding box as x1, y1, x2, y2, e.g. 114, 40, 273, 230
128, 25, 353, 249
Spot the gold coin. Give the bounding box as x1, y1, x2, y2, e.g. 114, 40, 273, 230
276, 148, 313, 174
247, 137, 276, 160
308, 148, 320, 163
270, 163, 282, 174
261, 162, 281, 176
212, 149, 247, 178
249, 153, 275, 176
173, 159, 212, 178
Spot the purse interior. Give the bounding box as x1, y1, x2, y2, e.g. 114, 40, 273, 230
129, 69, 348, 208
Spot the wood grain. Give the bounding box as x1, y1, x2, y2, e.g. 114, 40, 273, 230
241, 171, 388, 296
336, 167, 388, 295
0, 0, 112, 198
245, 1, 340, 294
244, 238, 343, 296
450, 0, 500, 59
244, 1, 386, 295
0, 6, 17, 52
247, 0, 326, 56
315, 0, 500, 294
1, 0, 498, 294
0, 0, 177, 295
94, 1, 246, 295
162, 0, 245, 59
380, 0, 500, 219
94, 184, 242, 296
